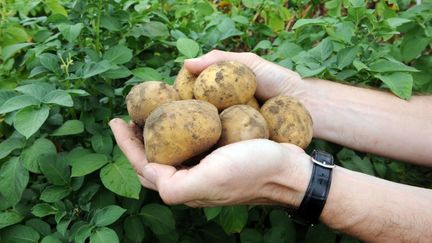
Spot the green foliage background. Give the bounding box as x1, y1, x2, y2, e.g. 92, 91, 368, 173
0, 0, 431, 242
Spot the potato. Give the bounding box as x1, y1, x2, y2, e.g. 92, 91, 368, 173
126, 81, 179, 126
260, 96, 313, 149
173, 66, 197, 99
246, 96, 260, 110
194, 61, 257, 110
144, 100, 221, 166
218, 105, 269, 146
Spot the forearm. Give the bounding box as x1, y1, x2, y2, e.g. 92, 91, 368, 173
320, 166, 432, 242
297, 78, 432, 165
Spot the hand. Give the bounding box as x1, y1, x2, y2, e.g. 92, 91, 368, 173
109, 118, 312, 208
185, 50, 306, 101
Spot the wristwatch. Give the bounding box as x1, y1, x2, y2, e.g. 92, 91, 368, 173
292, 149, 335, 225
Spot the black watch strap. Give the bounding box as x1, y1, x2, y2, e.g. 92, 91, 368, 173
294, 150, 334, 225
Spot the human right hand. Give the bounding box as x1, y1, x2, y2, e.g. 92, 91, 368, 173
184, 50, 306, 101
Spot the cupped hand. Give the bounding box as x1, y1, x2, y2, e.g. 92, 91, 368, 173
184, 50, 306, 101
109, 118, 312, 208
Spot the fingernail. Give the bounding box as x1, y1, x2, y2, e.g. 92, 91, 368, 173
109, 118, 119, 126
143, 164, 157, 184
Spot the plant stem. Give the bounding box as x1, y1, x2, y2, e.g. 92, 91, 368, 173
94, 0, 103, 54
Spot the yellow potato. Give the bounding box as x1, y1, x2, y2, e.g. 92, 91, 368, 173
144, 100, 221, 166
260, 96, 313, 149
246, 96, 260, 110
218, 105, 269, 146
194, 61, 257, 110
173, 66, 197, 99
126, 81, 179, 126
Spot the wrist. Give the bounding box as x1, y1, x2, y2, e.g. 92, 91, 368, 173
262, 146, 313, 207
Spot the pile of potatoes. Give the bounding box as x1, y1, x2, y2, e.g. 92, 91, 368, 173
126, 61, 313, 166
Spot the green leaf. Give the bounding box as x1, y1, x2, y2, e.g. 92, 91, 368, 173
41, 235, 62, 243
292, 18, 329, 29
242, 0, 263, 8
369, 59, 418, 73
101, 66, 132, 79
71, 153, 109, 177
1, 43, 33, 61
91, 205, 127, 227
81, 60, 113, 79
57, 23, 83, 43
31, 203, 58, 217
296, 65, 326, 77
124, 215, 146, 242
240, 228, 264, 243
42, 90, 74, 107
100, 155, 141, 199
310, 38, 333, 62
176, 38, 200, 58
386, 17, 411, 28
20, 138, 57, 173
0, 211, 24, 229
39, 154, 70, 186
0, 137, 25, 160
140, 204, 175, 235
203, 207, 222, 221
13, 106, 50, 139
253, 40, 272, 51
51, 120, 84, 136
103, 45, 133, 65
0, 157, 29, 206
15, 83, 55, 100
74, 223, 94, 243
337, 148, 375, 175
46, 0, 67, 16
0, 95, 41, 114
89, 227, 119, 243
39, 53, 60, 73
26, 218, 51, 236
101, 14, 122, 32
140, 21, 169, 39
401, 36, 430, 62
337, 46, 359, 69
375, 72, 413, 100
218, 206, 248, 234
91, 134, 113, 155
353, 59, 369, 71
0, 224, 40, 243
40, 185, 72, 202
129, 67, 163, 83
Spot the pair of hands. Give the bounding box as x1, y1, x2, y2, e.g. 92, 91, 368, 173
109, 50, 312, 208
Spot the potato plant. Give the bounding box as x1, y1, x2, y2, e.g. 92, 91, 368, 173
0, 0, 431, 242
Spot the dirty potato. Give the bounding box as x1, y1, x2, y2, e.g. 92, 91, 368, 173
218, 105, 269, 146
173, 66, 197, 99
260, 96, 313, 149
144, 100, 221, 166
194, 61, 257, 110
246, 96, 260, 110
126, 81, 179, 126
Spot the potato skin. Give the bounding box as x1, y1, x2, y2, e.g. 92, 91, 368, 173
246, 96, 260, 110
173, 66, 197, 99
144, 100, 221, 166
260, 96, 313, 149
126, 81, 179, 126
194, 61, 257, 110
218, 105, 269, 146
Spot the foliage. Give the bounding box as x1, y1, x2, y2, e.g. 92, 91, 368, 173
0, 0, 431, 242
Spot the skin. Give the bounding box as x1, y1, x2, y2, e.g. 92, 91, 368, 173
110, 50, 432, 242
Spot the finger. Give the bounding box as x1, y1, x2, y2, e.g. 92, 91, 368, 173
109, 118, 148, 173
142, 163, 206, 205
138, 174, 157, 191
280, 143, 305, 153
184, 50, 258, 74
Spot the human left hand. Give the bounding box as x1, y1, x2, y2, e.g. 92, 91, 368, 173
109, 118, 312, 208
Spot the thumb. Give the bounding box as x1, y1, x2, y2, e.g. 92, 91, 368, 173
184, 50, 258, 74
142, 163, 204, 205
